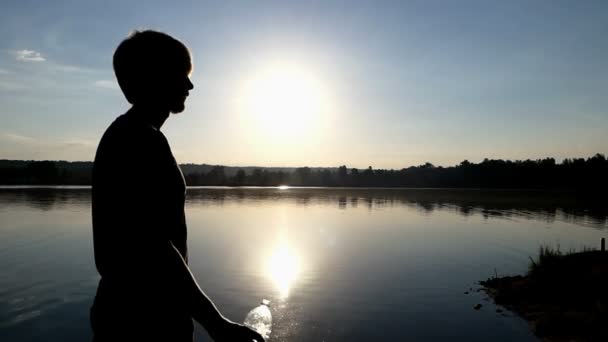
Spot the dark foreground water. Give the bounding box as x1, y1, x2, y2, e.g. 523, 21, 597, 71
0, 187, 606, 341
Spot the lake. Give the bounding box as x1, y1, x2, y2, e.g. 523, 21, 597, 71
0, 187, 606, 341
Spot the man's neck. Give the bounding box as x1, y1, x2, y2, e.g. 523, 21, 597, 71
129, 103, 170, 130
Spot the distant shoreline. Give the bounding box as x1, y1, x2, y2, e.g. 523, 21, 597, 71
1, 155, 607, 189
0, 185, 602, 192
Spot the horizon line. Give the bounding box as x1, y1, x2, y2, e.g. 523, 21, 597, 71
1, 153, 606, 170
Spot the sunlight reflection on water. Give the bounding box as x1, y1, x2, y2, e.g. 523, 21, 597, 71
266, 238, 300, 299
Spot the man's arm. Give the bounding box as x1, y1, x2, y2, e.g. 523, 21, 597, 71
126, 129, 264, 341
162, 240, 265, 342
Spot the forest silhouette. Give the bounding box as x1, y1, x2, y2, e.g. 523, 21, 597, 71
1, 153, 607, 190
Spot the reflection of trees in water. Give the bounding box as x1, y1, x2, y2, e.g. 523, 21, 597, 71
338, 196, 347, 209
185, 188, 608, 229
364, 197, 373, 210
0, 187, 91, 211
415, 202, 436, 214
1, 187, 606, 229
458, 205, 473, 216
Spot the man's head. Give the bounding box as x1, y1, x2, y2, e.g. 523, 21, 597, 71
113, 30, 194, 114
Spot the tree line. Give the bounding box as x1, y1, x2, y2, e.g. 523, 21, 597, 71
1, 154, 607, 190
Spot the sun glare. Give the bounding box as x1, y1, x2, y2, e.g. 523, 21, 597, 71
267, 240, 300, 299
241, 65, 328, 139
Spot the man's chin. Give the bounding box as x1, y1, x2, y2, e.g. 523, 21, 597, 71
170, 102, 186, 114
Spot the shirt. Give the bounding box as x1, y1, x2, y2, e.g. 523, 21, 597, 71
90, 111, 193, 340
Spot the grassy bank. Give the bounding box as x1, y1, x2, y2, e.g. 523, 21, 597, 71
481, 243, 608, 341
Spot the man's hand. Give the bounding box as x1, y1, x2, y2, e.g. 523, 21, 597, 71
162, 242, 264, 341
208, 319, 266, 342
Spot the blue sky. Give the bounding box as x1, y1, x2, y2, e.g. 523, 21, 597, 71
1, 0, 607, 168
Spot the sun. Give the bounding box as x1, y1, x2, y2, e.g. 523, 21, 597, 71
241, 65, 328, 139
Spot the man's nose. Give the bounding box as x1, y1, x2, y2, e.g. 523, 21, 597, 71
187, 78, 194, 91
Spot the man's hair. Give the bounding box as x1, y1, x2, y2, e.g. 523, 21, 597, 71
113, 30, 192, 104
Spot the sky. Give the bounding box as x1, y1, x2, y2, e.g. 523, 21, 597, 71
0, 0, 607, 168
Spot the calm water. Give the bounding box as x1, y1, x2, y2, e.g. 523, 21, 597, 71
1, 187, 606, 341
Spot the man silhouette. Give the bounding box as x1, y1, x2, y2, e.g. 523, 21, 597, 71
90, 30, 264, 342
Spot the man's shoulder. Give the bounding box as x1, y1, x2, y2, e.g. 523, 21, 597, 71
99, 114, 163, 149
94, 113, 171, 166
108, 113, 160, 137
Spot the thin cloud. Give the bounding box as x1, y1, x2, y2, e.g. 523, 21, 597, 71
1, 132, 37, 143
0, 133, 96, 160
0, 80, 26, 90
1, 133, 93, 147
93, 79, 119, 89
0, 68, 10, 74
54, 64, 97, 74
62, 139, 95, 148
13, 49, 46, 62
